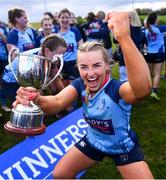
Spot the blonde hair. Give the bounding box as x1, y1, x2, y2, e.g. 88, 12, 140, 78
78, 41, 110, 65
128, 10, 142, 27
77, 42, 111, 74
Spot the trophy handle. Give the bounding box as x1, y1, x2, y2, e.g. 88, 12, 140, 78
8, 47, 20, 82
42, 54, 64, 89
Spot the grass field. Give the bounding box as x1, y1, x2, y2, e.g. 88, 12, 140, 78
0, 62, 166, 178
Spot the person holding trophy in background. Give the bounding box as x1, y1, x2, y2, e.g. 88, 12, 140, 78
4, 34, 67, 136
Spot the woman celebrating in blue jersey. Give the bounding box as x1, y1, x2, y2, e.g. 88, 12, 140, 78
13, 12, 153, 179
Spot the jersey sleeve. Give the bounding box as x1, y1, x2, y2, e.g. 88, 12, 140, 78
7, 29, 18, 45
105, 79, 124, 103
70, 78, 85, 96
71, 27, 82, 42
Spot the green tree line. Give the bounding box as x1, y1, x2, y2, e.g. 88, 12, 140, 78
76, 8, 166, 25
136, 7, 166, 15
31, 8, 166, 29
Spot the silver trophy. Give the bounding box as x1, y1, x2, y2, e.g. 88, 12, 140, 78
4, 48, 63, 136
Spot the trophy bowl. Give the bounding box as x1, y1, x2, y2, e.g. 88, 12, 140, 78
4, 48, 63, 136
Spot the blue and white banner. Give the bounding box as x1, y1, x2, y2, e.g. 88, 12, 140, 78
0, 108, 88, 179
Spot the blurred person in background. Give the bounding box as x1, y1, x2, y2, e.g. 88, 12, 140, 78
114, 10, 143, 82
54, 8, 83, 111
2, 34, 66, 110
38, 12, 58, 33
54, 12, 59, 26
0, 23, 11, 113
82, 11, 112, 63
7, 8, 37, 53
113, 10, 143, 124
96, 10, 113, 63
0, 26, 8, 82
70, 11, 86, 42
36, 18, 65, 96
36, 18, 54, 46
1, 8, 37, 110
43, 12, 59, 27
82, 12, 99, 42
54, 8, 83, 84
0, 20, 10, 33
144, 12, 165, 100
158, 24, 166, 79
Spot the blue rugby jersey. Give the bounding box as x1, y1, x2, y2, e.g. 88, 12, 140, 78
71, 78, 135, 154
0, 27, 8, 61
145, 25, 165, 54
54, 27, 82, 62
7, 28, 35, 52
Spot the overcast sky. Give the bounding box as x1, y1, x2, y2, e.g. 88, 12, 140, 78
0, 0, 166, 23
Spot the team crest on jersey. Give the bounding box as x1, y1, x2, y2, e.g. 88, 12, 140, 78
98, 98, 105, 111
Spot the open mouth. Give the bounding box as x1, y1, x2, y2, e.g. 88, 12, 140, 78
87, 77, 98, 89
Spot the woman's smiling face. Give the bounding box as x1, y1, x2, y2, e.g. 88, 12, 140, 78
77, 49, 108, 92
59, 12, 70, 29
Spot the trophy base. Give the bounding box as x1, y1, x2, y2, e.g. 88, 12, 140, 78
4, 121, 46, 136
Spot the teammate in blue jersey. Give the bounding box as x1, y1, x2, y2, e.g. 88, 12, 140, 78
144, 12, 165, 100
13, 12, 153, 179
0, 26, 12, 112
7, 8, 37, 53
54, 8, 83, 81
2, 34, 66, 105
36, 18, 55, 47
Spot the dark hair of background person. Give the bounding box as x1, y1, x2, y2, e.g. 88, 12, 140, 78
86, 12, 96, 23
96, 11, 105, 21
146, 12, 158, 33
8, 8, 25, 25
58, 8, 71, 18
43, 11, 58, 26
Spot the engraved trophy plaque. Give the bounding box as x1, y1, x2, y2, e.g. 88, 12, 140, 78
4, 48, 63, 136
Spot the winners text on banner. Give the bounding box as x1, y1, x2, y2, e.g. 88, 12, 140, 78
0, 107, 88, 179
